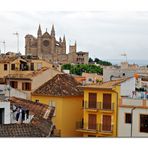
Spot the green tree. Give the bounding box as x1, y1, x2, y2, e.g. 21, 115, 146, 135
88, 58, 94, 63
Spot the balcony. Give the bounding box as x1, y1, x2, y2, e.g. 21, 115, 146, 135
76, 121, 114, 133
84, 101, 114, 111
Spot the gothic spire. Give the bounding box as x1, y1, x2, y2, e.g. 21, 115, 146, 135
37, 24, 42, 37
75, 41, 77, 47
51, 24, 55, 36
63, 35, 66, 43
59, 37, 62, 42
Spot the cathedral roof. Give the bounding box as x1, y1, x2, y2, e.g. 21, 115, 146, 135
25, 34, 35, 38
42, 32, 51, 38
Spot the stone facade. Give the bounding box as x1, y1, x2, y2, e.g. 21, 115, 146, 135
25, 25, 88, 64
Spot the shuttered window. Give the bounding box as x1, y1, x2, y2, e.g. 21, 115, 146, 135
88, 93, 97, 108
4, 64, 7, 71
103, 94, 111, 110
22, 82, 31, 91
10, 81, 18, 89
11, 64, 15, 70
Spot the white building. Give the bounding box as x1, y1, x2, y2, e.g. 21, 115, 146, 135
0, 84, 27, 100
0, 99, 10, 124
103, 62, 148, 82
118, 77, 148, 137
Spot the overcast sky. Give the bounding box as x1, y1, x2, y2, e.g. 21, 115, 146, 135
0, 11, 148, 61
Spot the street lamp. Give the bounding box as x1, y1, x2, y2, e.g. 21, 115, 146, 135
13, 32, 19, 53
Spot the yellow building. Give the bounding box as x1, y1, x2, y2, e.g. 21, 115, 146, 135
76, 78, 129, 137
0, 56, 61, 99
0, 56, 53, 80
32, 74, 83, 137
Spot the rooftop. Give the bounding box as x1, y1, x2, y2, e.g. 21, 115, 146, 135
32, 73, 83, 96
0, 97, 55, 137
82, 77, 131, 90
0, 57, 17, 63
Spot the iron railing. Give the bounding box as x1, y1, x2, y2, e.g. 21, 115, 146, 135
76, 121, 114, 133
84, 101, 114, 111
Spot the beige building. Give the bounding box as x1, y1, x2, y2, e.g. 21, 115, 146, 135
0, 55, 53, 79
0, 55, 61, 99
103, 62, 148, 82
25, 25, 89, 64
5, 67, 61, 99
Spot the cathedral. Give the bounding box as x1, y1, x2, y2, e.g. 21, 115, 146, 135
25, 25, 88, 64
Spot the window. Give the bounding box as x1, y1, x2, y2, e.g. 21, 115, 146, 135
11, 64, 15, 70
88, 93, 97, 108
22, 82, 31, 91
88, 114, 97, 130
103, 94, 112, 110
30, 63, 34, 71
49, 101, 56, 116
140, 114, 148, 133
4, 64, 7, 71
10, 81, 18, 89
102, 115, 112, 131
123, 73, 125, 76
125, 113, 132, 124
0, 108, 4, 124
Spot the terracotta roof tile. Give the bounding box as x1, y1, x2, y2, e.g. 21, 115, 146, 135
0, 97, 55, 137
82, 77, 132, 90
32, 74, 83, 96
0, 124, 44, 137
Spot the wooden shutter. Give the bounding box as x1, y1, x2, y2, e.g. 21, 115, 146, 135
88, 114, 97, 130
22, 83, 25, 90
88, 93, 97, 108
103, 94, 111, 109
28, 83, 31, 91
14, 81, 18, 89
102, 115, 111, 131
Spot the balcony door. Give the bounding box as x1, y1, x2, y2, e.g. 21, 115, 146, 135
88, 93, 97, 109
88, 114, 97, 130
102, 115, 111, 131
103, 94, 111, 110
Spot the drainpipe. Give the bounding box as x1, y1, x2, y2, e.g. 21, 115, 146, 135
131, 107, 136, 137
112, 90, 118, 137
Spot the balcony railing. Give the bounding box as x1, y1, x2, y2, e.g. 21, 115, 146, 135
84, 101, 114, 111
76, 121, 114, 133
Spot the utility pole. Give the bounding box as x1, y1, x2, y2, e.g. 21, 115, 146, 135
0, 40, 6, 54
13, 32, 19, 53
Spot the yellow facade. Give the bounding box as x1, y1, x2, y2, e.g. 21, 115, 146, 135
0, 57, 52, 78
31, 95, 83, 137
77, 85, 120, 137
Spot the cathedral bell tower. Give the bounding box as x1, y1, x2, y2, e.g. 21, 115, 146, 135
62, 35, 66, 54
50, 24, 56, 54
37, 24, 43, 59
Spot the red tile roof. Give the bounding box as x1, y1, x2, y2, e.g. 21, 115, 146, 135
32, 74, 83, 96
0, 97, 55, 137
82, 77, 132, 90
